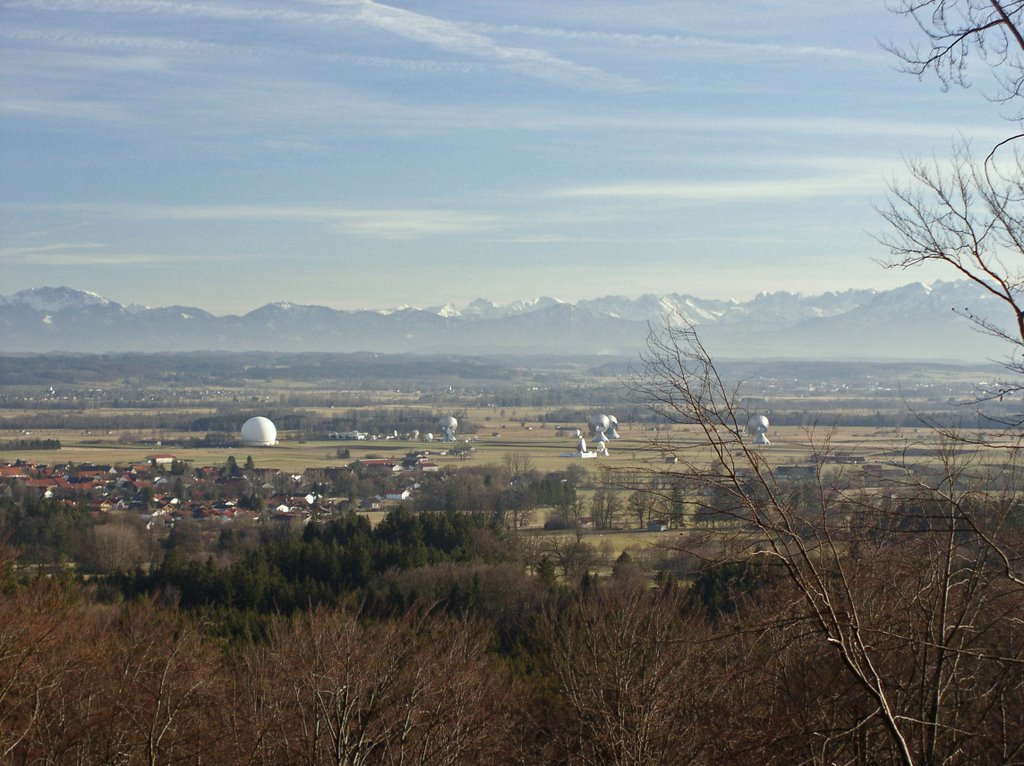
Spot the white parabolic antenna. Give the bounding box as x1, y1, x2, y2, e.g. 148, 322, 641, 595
745, 415, 770, 445
745, 415, 770, 435
607, 415, 620, 439
241, 416, 277, 446
439, 415, 458, 442
588, 414, 610, 434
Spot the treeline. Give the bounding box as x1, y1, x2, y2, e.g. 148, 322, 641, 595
0, 352, 548, 387
1, 352, 992, 389
0, 494, 88, 566
603, 407, 1005, 429
0, 438, 60, 450
733, 408, 1003, 429
2, 402, 1005, 432
113, 510, 507, 624
0, 407, 488, 438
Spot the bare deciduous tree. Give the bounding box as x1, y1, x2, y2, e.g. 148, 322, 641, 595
882, 1, 1024, 428
878, 142, 1024, 423
0, 583, 71, 763
589, 474, 622, 531
632, 318, 1024, 765
502, 451, 535, 478
502, 452, 538, 532
626, 488, 656, 529
885, 0, 1024, 105
540, 583, 734, 766
106, 603, 219, 766
258, 608, 514, 766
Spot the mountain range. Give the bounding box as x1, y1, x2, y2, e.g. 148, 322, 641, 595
0, 282, 1009, 362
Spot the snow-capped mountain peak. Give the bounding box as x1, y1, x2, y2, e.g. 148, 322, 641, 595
0, 286, 113, 312
425, 303, 461, 318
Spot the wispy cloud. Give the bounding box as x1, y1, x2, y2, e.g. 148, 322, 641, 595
6, 0, 316, 23
9, 0, 637, 89
325, 51, 485, 75
476, 23, 877, 63
1, 24, 240, 56
329, 0, 639, 90
294, 96, 1005, 140
547, 174, 883, 202
0, 243, 107, 256
576, 113, 1008, 141
165, 204, 506, 239
328, 209, 506, 239
0, 98, 129, 120
0, 243, 173, 265
10, 49, 168, 73
1, 203, 510, 238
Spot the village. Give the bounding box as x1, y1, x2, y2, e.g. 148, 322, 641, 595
0, 450, 448, 529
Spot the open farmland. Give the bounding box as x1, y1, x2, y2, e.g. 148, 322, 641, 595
2, 415, 1010, 477
0, 352, 1011, 472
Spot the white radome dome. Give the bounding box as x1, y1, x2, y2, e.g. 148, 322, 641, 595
439, 415, 458, 430
241, 416, 277, 446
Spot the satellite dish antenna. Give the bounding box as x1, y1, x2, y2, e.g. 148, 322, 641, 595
745, 415, 771, 446
439, 415, 458, 443
607, 415, 620, 439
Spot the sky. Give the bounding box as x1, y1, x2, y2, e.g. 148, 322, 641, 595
0, 0, 1014, 314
